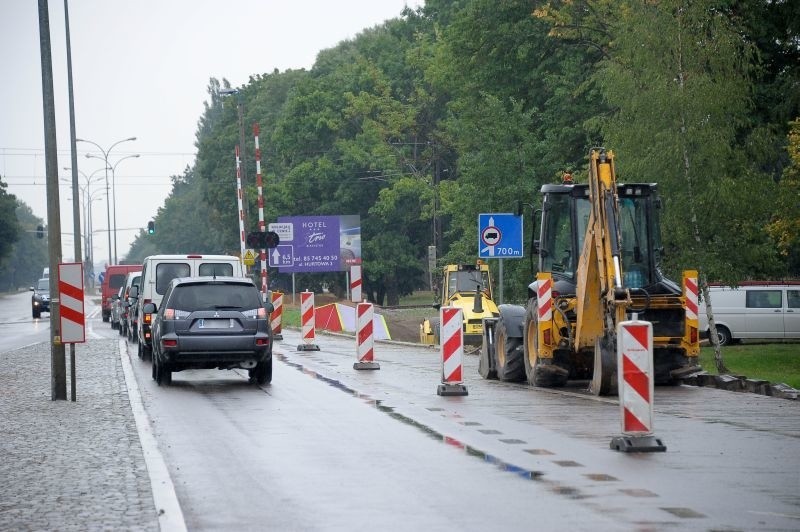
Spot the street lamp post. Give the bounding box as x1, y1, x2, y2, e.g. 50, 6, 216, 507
63, 167, 105, 285
76, 136, 136, 265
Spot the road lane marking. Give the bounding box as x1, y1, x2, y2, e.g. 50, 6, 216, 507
118, 339, 187, 532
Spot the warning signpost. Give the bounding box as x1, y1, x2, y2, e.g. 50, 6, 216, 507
58, 262, 85, 344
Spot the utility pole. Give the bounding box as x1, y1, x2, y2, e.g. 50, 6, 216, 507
64, 0, 80, 401
38, 0, 66, 400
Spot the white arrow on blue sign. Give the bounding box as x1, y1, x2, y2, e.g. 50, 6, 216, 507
478, 213, 523, 259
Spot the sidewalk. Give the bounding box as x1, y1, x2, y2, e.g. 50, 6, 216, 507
0, 339, 159, 531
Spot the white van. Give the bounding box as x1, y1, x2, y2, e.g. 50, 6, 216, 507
699, 283, 800, 345
135, 254, 244, 359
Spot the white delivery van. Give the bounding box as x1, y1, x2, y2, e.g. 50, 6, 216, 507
699, 282, 800, 345
135, 254, 244, 359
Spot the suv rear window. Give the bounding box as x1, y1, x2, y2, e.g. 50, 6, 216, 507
169, 283, 261, 311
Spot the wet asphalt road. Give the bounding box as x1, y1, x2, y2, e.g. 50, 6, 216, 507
4, 289, 798, 531
127, 325, 799, 531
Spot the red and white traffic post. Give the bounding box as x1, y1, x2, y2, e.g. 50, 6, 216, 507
350, 264, 362, 303
271, 291, 283, 340
610, 315, 666, 452
354, 302, 379, 370
297, 290, 320, 351
437, 306, 468, 396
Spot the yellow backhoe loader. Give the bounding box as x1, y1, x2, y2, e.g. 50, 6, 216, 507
421, 262, 500, 346
479, 149, 700, 395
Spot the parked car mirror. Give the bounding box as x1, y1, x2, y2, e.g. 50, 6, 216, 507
143, 302, 157, 314
129, 286, 139, 298
264, 301, 274, 314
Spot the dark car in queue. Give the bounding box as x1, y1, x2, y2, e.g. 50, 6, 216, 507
30, 278, 50, 319
145, 276, 273, 386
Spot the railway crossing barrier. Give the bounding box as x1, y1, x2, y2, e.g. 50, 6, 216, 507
610, 315, 666, 452
270, 291, 283, 340
354, 302, 380, 370
297, 290, 320, 351
437, 306, 468, 396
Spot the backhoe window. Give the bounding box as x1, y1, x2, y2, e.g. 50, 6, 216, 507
541, 193, 587, 278
447, 270, 491, 298
619, 197, 651, 288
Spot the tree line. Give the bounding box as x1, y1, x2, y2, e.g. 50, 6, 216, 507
4, 1, 798, 301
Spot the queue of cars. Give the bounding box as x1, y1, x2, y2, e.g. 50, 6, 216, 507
100, 254, 274, 386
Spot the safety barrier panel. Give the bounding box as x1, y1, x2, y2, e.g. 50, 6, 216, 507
610, 315, 665, 452
354, 302, 379, 370
58, 262, 85, 343
437, 306, 468, 396
271, 291, 283, 340
297, 290, 320, 351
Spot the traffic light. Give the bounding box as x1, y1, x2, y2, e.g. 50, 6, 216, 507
147, 221, 155, 234
246, 231, 280, 249
36, 225, 44, 239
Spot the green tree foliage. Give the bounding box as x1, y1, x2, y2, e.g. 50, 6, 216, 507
767, 119, 800, 275
128, 0, 797, 303
0, 201, 47, 291
0, 178, 20, 266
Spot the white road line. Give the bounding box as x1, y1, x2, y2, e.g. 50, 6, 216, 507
118, 339, 187, 532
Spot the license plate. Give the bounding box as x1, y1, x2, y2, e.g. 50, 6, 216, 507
198, 318, 232, 329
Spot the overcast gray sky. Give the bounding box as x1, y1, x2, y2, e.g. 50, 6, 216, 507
1, 0, 422, 266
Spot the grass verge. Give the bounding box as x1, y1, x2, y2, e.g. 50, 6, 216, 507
699, 343, 800, 389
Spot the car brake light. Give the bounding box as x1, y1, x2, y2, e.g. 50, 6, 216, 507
256, 338, 270, 346
258, 308, 266, 318
144, 314, 152, 324
162, 339, 177, 347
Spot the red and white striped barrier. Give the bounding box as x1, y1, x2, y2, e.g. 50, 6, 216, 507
437, 306, 468, 396
610, 316, 665, 452
254, 122, 268, 295
350, 265, 362, 303
235, 145, 246, 263
58, 262, 85, 343
297, 290, 320, 351
271, 291, 283, 340
354, 302, 379, 370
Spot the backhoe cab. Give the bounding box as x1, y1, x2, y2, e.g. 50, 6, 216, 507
480, 149, 700, 395
421, 262, 500, 346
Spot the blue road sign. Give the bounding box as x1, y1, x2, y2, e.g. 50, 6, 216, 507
478, 213, 523, 259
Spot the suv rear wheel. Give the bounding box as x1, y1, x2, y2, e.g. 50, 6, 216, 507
250, 358, 272, 385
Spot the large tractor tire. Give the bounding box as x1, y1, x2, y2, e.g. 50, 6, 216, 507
494, 317, 525, 382
478, 320, 497, 380
589, 333, 618, 396
523, 300, 568, 388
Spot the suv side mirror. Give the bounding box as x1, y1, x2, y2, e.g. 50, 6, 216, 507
143, 302, 157, 314
129, 286, 139, 299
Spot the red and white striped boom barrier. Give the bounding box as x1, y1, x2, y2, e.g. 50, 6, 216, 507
254, 122, 267, 295
235, 145, 246, 264
58, 262, 85, 343
437, 306, 468, 396
354, 302, 379, 370
270, 291, 283, 340
297, 290, 320, 351
610, 315, 666, 452
350, 264, 362, 303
